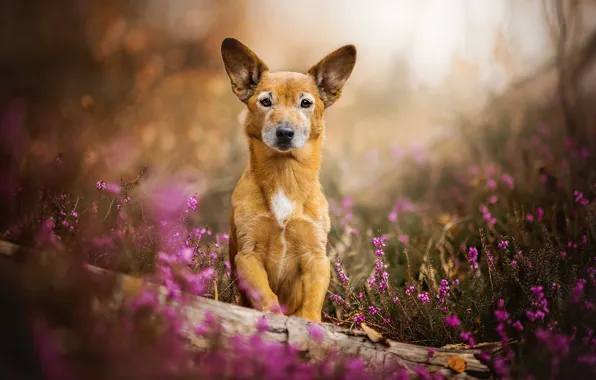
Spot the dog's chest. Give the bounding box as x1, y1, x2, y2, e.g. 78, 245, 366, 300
262, 189, 326, 290
270, 189, 295, 227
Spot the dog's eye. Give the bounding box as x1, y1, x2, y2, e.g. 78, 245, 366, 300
300, 99, 312, 108
259, 98, 272, 107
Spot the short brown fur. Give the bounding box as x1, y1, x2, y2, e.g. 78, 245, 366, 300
222, 38, 356, 322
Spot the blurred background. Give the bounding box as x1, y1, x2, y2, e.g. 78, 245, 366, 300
2, 0, 596, 232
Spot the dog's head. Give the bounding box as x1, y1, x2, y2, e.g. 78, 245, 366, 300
221, 38, 356, 153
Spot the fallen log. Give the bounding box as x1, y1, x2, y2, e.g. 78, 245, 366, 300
0, 240, 494, 379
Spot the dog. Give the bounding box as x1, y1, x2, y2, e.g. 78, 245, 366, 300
221, 37, 356, 322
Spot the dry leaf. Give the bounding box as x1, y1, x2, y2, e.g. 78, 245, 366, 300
360, 323, 390, 346
121, 275, 144, 297
447, 355, 467, 374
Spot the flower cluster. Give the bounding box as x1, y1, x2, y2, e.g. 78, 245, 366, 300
574, 191, 590, 207
498, 240, 509, 250
368, 235, 389, 292
480, 205, 497, 225
526, 285, 549, 322
467, 246, 479, 271
417, 292, 430, 305
187, 193, 199, 212
437, 279, 450, 304
334, 261, 350, 286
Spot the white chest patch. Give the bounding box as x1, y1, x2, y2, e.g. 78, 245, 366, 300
271, 189, 295, 226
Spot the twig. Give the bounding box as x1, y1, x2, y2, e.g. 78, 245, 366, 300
104, 197, 116, 220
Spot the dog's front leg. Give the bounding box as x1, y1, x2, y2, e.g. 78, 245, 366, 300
294, 254, 331, 323
235, 251, 282, 314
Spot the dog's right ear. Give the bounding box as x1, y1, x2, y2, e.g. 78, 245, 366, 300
221, 38, 269, 103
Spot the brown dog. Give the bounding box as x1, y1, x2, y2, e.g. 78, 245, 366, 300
221, 38, 356, 322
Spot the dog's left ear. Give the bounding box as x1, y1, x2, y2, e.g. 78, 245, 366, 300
221, 38, 269, 103
308, 45, 357, 108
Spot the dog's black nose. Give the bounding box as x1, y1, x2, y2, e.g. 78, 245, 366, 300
275, 126, 294, 142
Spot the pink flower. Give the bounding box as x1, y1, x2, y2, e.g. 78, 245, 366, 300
427, 348, 435, 359
536, 207, 544, 221
105, 182, 121, 194
445, 314, 461, 328
512, 320, 524, 332
308, 323, 325, 343
417, 292, 430, 304
256, 316, 268, 332
468, 247, 479, 270
187, 193, 199, 212
501, 173, 515, 190
95, 180, 107, 190
388, 211, 398, 222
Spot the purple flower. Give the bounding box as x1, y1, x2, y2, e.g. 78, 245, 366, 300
95, 180, 107, 190
417, 292, 430, 305
308, 323, 324, 343
498, 240, 509, 250
354, 314, 365, 324
369, 258, 389, 292
536, 329, 570, 357
501, 173, 515, 190
444, 314, 460, 328
187, 193, 199, 212
438, 279, 451, 298
526, 285, 549, 322
368, 306, 381, 315
334, 261, 350, 286
574, 191, 589, 206
372, 235, 386, 248
480, 205, 497, 226
460, 330, 476, 347
468, 247, 479, 270
495, 309, 510, 322
388, 211, 398, 222
105, 182, 121, 194
536, 207, 544, 221
512, 320, 524, 332
571, 279, 587, 303
427, 347, 435, 359
256, 316, 268, 332
405, 285, 415, 296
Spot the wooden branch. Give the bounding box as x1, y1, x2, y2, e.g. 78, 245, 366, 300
0, 240, 494, 379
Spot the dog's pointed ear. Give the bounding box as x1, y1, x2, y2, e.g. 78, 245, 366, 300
221, 38, 269, 103
308, 45, 357, 108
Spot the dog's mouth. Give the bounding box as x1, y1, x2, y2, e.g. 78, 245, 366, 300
275, 144, 292, 152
